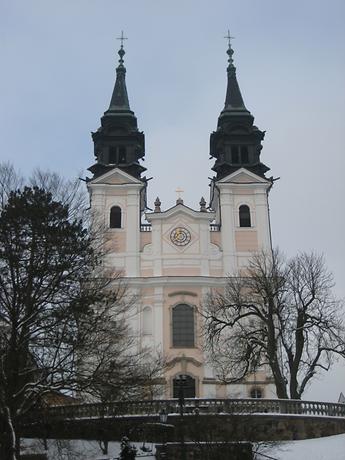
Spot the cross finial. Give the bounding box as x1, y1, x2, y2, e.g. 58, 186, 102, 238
175, 187, 184, 204
117, 30, 128, 48
175, 187, 184, 199
224, 29, 235, 67
224, 29, 235, 48
116, 31, 128, 65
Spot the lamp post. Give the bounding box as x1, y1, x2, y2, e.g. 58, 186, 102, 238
159, 408, 168, 459
175, 374, 187, 460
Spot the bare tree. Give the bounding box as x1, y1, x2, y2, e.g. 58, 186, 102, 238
0, 174, 164, 460
0, 163, 23, 211
29, 168, 89, 222
203, 249, 345, 400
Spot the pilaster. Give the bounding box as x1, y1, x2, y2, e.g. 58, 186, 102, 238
218, 187, 237, 274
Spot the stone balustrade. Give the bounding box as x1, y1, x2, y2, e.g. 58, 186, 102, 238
25, 398, 345, 423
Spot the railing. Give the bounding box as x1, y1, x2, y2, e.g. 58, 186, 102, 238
140, 224, 221, 232
140, 224, 152, 232
24, 398, 345, 423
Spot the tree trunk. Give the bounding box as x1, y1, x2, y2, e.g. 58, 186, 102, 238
289, 312, 305, 399
1, 408, 18, 460
272, 374, 289, 399
269, 355, 288, 399
289, 375, 301, 399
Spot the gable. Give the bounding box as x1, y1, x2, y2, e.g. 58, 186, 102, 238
218, 168, 269, 184
90, 167, 143, 186
146, 203, 215, 223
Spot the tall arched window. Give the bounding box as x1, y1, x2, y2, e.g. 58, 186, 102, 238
239, 205, 251, 227
172, 304, 194, 347
142, 306, 152, 335
109, 206, 122, 228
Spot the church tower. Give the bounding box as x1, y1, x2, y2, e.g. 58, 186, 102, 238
87, 37, 276, 400
87, 40, 147, 278
89, 40, 146, 180
209, 38, 273, 273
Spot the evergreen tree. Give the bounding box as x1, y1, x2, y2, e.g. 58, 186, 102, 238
0, 185, 162, 459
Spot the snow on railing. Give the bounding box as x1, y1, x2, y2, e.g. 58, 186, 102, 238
23, 398, 345, 422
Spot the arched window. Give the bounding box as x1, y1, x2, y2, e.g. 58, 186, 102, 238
241, 146, 249, 163
172, 304, 194, 347
231, 145, 240, 164
142, 306, 152, 335
239, 205, 251, 227
109, 206, 122, 229
250, 387, 263, 399
173, 375, 196, 398
109, 146, 117, 164
118, 146, 127, 163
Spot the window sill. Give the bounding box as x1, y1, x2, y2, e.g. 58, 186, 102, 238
107, 228, 125, 232
170, 346, 198, 349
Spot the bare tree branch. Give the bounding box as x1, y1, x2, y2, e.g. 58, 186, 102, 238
203, 249, 345, 400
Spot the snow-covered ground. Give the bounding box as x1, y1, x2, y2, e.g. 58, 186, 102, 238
22, 439, 156, 459
22, 434, 345, 459
259, 433, 345, 460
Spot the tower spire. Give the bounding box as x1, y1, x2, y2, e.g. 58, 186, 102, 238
222, 31, 247, 112
107, 32, 132, 113
209, 33, 269, 180
89, 33, 146, 180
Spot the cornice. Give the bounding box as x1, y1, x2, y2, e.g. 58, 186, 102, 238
110, 276, 229, 288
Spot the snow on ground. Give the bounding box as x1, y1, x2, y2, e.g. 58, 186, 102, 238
261, 433, 345, 460
22, 438, 156, 459
22, 434, 345, 459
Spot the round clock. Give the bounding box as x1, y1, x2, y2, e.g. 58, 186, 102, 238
170, 227, 191, 246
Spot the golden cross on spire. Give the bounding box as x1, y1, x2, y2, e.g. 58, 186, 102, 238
224, 29, 235, 48
117, 30, 128, 48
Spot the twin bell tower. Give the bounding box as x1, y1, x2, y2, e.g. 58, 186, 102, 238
86, 33, 275, 400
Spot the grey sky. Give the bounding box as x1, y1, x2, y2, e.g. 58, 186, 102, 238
1, 0, 345, 401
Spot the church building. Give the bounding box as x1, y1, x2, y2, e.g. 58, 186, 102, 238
87, 38, 276, 400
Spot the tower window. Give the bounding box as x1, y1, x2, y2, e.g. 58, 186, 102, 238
231, 145, 240, 164
110, 206, 122, 228
108, 146, 127, 164
172, 304, 195, 347
231, 145, 250, 164
239, 205, 251, 227
118, 146, 127, 163
109, 147, 117, 164
241, 146, 249, 163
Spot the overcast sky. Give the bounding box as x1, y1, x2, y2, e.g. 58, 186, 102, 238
1, 0, 345, 401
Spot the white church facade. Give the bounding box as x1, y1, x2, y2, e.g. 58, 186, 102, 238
87, 39, 277, 400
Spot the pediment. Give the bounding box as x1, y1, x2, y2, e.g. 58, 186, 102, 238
146, 203, 215, 223
90, 168, 143, 186
218, 168, 270, 184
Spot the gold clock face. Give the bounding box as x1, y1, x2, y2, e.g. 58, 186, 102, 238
170, 227, 191, 246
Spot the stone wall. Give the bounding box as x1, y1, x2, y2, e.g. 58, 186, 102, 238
155, 442, 253, 460
21, 413, 345, 443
